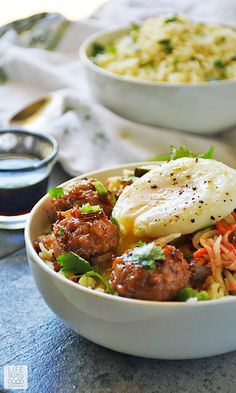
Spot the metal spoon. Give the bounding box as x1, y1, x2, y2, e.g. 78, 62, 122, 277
7, 93, 64, 129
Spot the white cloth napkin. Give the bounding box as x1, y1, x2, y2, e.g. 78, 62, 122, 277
0, 0, 236, 176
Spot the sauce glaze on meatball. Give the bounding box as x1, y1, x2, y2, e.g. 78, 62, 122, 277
112, 244, 191, 301
53, 207, 119, 265
52, 179, 114, 218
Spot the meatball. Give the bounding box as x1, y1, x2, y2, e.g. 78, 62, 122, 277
52, 178, 114, 218
112, 244, 191, 301
53, 207, 119, 265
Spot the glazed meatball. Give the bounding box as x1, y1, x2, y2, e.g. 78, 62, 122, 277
112, 244, 191, 301
53, 207, 119, 265
52, 178, 115, 218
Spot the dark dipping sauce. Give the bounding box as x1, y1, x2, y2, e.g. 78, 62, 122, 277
0, 154, 49, 216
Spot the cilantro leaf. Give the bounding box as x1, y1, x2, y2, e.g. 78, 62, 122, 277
214, 59, 225, 70
93, 42, 105, 56
91, 180, 108, 198
170, 145, 215, 160
158, 39, 173, 54
111, 194, 117, 205
198, 146, 215, 159
170, 145, 195, 160
84, 271, 114, 294
149, 145, 215, 162
140, 259, 156, 269
165, 16, 179, 24
57, 252, 92, 275
183, 251, 192, 262
58, 226, 64, 236
48, 187, 64, 199
136, 240, 146, 247
111, 216, 118, 226
128, 242, 165, 269
57, 252, 114, 294
80, 203, 101, 214
130, 21, 139, 31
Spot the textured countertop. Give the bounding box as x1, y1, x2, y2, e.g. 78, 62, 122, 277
1, 164, 236, 393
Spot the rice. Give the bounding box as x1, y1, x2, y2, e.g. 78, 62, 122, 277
92, 14, 236, 83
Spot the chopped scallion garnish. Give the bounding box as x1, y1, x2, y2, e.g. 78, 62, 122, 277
48, 187, 64, 199
91, 180, 108, 198
80, 203, 101, 214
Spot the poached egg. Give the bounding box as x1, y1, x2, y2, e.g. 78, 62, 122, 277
112, 158, 236, 239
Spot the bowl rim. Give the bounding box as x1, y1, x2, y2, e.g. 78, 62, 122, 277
79, 25, 236, 88
25, 161, 236, 308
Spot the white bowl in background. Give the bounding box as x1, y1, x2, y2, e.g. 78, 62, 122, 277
25, 163, 236, 359
79, 27, 236, 135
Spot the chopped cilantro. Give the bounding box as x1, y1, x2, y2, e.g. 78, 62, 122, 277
214, 59, 225, 70
215, 36, 226, 45
58, 226, 64, 236
48, 187, 64, 199
111, 194, 117, 205
130, 21, 139, 31
57, 252, 91, 275
57, 252, 113, 293
93, 42, 105, 56
91, 180, 108, 198
84, 271, 114, 294
170, 145, 215, 160
111, 216, 118, 226
149, 145, 215, 162
198, 146, 215, 159
80, 203, 101, 214
136, 240, 146, 247
183, 251, 192, 262
128, 242, 165, 269
158, 39, 173, 54
107, 45, 116, 54
141, 259, 157, 269
165, 16, 179, 24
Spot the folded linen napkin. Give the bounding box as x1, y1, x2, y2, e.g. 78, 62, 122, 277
0, 1, 235, 176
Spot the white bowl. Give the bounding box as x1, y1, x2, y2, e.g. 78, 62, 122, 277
25, 163, 236, 359
80, 28, 236, 134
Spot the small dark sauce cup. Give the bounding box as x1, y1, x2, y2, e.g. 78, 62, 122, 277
0, 129, 58, 229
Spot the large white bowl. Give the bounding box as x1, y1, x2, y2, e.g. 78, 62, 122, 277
25, 163, 236, 359
80, 27, 236, 134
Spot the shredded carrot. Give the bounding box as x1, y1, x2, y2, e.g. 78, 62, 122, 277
193, 247, 208, 259
216, 220, 235, 235
227, 283, 236, 291
53, 262, 61, 272
67, 273, 78, 282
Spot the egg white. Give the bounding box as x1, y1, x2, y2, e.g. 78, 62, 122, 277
112, 158, 236, 238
